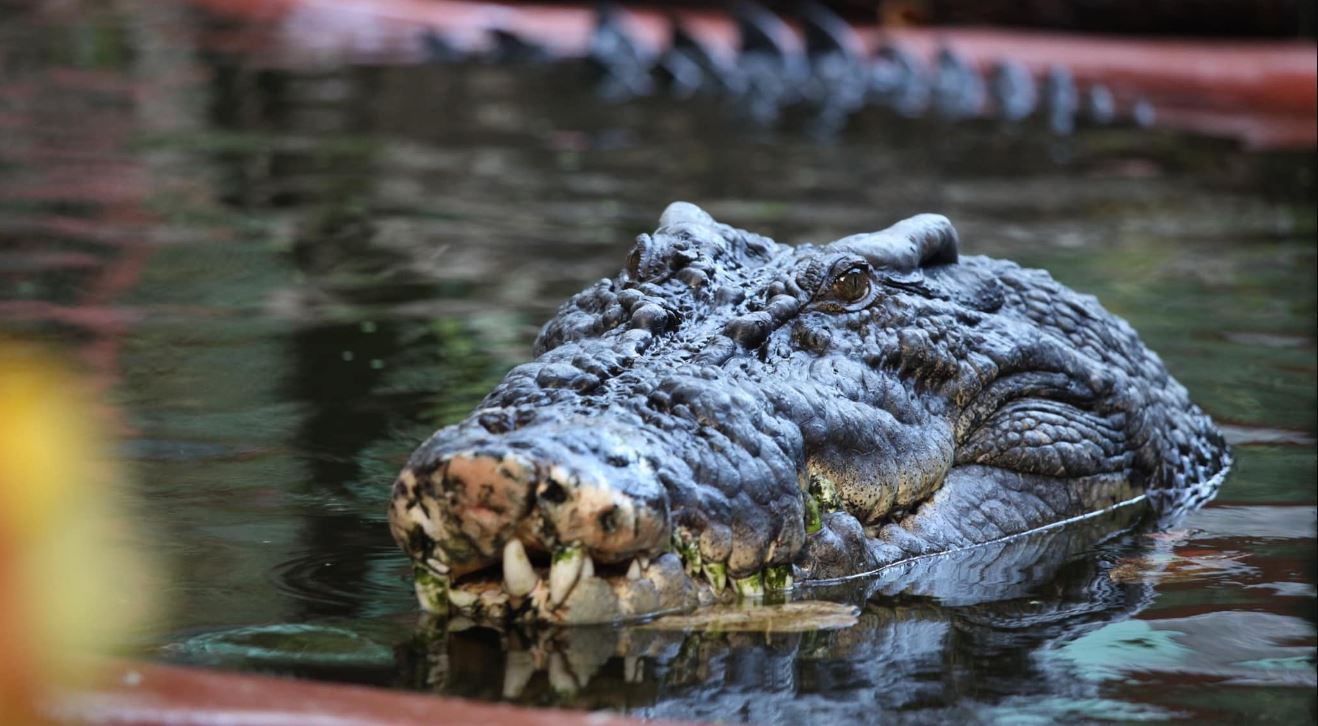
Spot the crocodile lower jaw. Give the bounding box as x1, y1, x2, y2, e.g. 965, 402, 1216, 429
413, 538, 802, 625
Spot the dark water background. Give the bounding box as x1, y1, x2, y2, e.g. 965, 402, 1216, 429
1, 3, 1315, 723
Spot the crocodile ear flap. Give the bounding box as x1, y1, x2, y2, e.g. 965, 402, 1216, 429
830, 214, 960, 273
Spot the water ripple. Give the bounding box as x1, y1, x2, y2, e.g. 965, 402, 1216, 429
270, 546, 413, 617
160, 622, 398, 668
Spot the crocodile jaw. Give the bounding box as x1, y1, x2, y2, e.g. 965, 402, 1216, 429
390, 449, 794, 624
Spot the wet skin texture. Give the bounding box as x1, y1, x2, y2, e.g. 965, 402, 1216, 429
388, 203, 1229, 624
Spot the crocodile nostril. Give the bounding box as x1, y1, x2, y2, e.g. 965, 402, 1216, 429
598, 506, 619, 534
539, 478, 568, 504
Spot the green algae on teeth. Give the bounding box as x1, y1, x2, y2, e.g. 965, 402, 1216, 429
809, 472, 840, 512
671, 529, 702, 577
702, 562, 727, 594
763, 565, 793, 592
732, 571, 763, 598
549, 543, 588, 607
413, 565, 450, 616
804, 492, 823, 534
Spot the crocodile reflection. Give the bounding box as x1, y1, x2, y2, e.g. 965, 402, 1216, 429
399, 502, 1166, 719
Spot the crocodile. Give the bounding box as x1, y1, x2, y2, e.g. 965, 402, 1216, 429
424, 1, 1154, 136
388, 202, 1229, 624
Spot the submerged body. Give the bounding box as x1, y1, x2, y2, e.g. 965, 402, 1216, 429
389, 203, 1228, 624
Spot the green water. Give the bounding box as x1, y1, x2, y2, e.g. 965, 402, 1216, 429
1, 3, 1314, 722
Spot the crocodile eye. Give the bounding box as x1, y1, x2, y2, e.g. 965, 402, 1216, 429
830, 266, 870, 303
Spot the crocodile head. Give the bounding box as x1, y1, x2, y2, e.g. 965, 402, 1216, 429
388, 202, 1228, 624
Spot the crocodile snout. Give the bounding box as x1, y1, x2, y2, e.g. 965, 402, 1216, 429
388, 425, 693, 623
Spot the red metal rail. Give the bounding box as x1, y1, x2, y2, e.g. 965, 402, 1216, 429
50, 659, 695, 726
187, 0, 1317, 149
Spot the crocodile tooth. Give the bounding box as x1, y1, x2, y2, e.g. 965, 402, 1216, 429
581, 552, 595, 579
479, 587, 511, 620
423, 557, 450, 575
763, 564, 793, 592
448, 588, 479, 609
702, 562, 727, 594
413, 565, 450, 615
549, 544, 586, 607
624, 655, 643, 683
626, 559, 642, 580
672, 530, 701, 576
502, 539, 538, 596
803, 493, 822, 535
732, 571, 764, 598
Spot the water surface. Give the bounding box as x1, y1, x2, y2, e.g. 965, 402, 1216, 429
1, 3, 1314, 723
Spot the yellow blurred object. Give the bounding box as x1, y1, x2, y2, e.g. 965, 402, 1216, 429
0, 339, 159, 724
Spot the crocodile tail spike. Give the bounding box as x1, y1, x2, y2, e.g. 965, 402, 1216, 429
799, 1, 862, 60
735, 0, 794, 58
